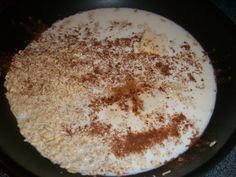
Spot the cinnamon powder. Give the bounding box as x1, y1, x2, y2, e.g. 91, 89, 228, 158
91, 75, 152, 115
111, 113, 191, 157
89, 121, 111, 136
155, 62, 171, 76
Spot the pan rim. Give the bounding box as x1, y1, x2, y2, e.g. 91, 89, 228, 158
0, 0, 235, 177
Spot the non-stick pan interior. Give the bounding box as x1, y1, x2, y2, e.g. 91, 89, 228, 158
0, 0, 235, 177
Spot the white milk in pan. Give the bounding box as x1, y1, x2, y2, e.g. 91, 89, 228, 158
5, 8, 216, 176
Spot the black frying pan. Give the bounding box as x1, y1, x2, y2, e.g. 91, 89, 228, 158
0, 0, 235, 177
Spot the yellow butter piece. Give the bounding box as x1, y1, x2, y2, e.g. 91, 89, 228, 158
139, 30, 167, 55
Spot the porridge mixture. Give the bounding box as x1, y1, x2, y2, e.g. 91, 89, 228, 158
4, 8, 216, 176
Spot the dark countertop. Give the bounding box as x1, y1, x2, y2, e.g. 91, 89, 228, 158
0, 0, 235, 177
204, 145, 236, 177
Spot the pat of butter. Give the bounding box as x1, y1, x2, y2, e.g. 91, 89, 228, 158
139, 30, 167, 55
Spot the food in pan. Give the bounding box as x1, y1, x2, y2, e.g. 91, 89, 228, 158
4, 8, 216, 176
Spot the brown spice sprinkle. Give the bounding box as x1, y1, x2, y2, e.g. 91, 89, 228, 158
155, 62, 171, 76
158, 86, 166, 92
111, 113, 194, 157
64, 127, 76, 137
188, 133, 199, 148
62, 124, 79, 137
188, 73, 196, 82
90, 75, 152, 115
89, 121, 111, 136
63, 121, 111, 137
108, 20, 132, 31
12, 28, 203, 97
181, 42, 191, 50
